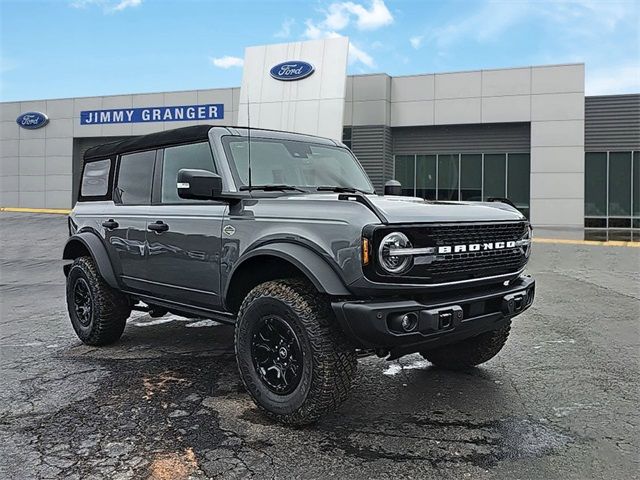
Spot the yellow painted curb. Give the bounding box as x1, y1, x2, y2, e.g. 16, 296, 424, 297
533, 238, 640, 248
0, 207, 71, 215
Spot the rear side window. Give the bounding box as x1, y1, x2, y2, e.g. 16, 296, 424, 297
116, 150, 156, 205
81, 159, 111, 198
161, 142, 216, 203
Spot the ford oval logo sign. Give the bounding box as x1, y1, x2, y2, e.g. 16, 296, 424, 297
16, 112, 49, 130
270, 61, 315, 81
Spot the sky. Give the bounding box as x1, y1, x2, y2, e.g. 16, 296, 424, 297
0, 0, 638, 101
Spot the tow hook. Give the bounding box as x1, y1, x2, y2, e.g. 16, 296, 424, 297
502, 291, 528, 314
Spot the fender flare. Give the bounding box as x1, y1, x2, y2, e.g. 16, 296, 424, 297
62, 232, 119, 289
225, 242, 351, 301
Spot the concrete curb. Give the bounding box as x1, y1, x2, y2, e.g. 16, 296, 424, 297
533, 238, 640, 248
0, 207, 71, 215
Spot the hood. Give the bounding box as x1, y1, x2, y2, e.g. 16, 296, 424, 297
263, 193, 525, 224
366, 195, 526, 224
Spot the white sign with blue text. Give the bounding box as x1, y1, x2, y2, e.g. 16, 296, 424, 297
80, 104, 224, 125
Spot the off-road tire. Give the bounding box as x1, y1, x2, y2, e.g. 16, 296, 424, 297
421, 321, 511, 370
235, 279, 357, 425
66, 256, 130, 346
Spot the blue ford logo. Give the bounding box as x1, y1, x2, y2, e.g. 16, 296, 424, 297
16, 112, 49, 129
270, 61, 315, 81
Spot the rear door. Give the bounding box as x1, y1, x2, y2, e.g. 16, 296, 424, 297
143, 141, 226, 309
104, 149, 156, 291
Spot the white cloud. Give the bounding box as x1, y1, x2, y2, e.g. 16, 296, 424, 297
324, 3, 351, 30
586, 63, 640, 95
210, 56, 244, 69
318, 0, 393, 32
112, 0, 141, 11
409, 35, 423, 49
303, 20, 375, 69
348, 43, 375, 68
275, 18, 295, 38
342, 0, 393, 30
69, 0, 142, 12
300, 0, 391, 68
426, 0, 633, 50
303, 20, 340, 40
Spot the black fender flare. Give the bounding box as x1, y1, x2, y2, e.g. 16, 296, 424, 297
225, 242, 351, 301
62, 232, 119, 289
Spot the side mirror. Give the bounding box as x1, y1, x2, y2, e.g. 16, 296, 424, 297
177, 169, 223, 200
384, 180, 402, 196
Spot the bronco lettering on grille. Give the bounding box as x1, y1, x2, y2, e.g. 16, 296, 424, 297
438, 241, 517, 254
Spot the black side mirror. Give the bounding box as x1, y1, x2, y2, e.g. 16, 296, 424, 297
177, 169, 223, 200
384, 180, 402, 196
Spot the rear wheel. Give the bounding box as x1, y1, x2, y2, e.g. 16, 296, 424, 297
66, 256, 131, 346
421, 321, 511, 370
235, 279, 357, 425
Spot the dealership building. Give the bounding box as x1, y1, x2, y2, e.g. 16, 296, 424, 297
1, 39, 638, 241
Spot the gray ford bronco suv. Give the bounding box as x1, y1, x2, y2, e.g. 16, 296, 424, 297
63, 125, 535, 425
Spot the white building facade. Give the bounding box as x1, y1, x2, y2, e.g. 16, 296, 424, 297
1, 48, 638, 241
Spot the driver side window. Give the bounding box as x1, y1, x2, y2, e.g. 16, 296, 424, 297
161, 142, 217, 203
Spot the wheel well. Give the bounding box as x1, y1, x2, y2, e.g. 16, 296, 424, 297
226, 255, 311, 313
63, 239, 91, 260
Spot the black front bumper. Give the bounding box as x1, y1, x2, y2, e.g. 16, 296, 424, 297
333, 275, 535, 359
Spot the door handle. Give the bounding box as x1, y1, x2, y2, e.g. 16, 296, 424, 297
102, 219, 119, 230
147, 221, 169, 233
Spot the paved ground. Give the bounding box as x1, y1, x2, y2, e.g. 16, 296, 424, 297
0, 212, 638, 480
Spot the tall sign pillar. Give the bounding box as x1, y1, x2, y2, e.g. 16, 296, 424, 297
238, 37, 349, 141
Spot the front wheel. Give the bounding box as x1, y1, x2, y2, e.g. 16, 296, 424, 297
234, 279, 357, 425
420, 321, 512, 370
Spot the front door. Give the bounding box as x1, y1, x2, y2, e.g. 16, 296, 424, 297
143, 142, 226, 309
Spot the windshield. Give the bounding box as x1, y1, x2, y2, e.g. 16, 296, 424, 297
222, 137, 375, 193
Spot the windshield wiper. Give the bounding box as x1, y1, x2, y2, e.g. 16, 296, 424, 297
316, 186, 372, 194
240, 184, 307, 193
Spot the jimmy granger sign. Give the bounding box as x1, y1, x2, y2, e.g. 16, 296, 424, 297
80, 104, 224, 125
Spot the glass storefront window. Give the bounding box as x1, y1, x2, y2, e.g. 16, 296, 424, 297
483, 154, 506, 200
460, 154, 482, 201
395, 154, 415, 196
609, 152, 632, 216
437, 154, 459, 200
393, 152, 530, 217
633, 152, 639, 218
507, 153, 530, 215
416, 154, 436, 200
585, 152, 607, 216
584, 150, 639, 241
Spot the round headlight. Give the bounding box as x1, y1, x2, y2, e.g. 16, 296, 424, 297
524, 224, 533, 258
378, 232, 413, 274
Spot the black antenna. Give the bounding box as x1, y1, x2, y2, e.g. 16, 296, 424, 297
246, 93, 252, 189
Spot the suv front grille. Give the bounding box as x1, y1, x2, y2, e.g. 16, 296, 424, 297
370, 221, 529, 285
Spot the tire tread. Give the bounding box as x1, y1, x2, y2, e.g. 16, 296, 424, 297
235, 279, 357, 425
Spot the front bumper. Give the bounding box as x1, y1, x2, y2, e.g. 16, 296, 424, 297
332, 274, 535, 359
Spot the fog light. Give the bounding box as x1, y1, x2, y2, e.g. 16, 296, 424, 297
401, 313, 418, 332
389, 312, 419, 333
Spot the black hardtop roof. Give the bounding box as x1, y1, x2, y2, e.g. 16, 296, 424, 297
83, 125, 211, 160
83, 125, 340, 161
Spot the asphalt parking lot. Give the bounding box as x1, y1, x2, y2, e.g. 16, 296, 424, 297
0, 212, 638, 480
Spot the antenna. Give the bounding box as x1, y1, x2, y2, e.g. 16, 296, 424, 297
246, 92, 252, 190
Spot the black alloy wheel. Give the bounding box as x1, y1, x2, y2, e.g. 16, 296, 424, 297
73, 277, 93, 326
234, 279, 358, 425
251, 315, 303, 395
66, 256, 131, 346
